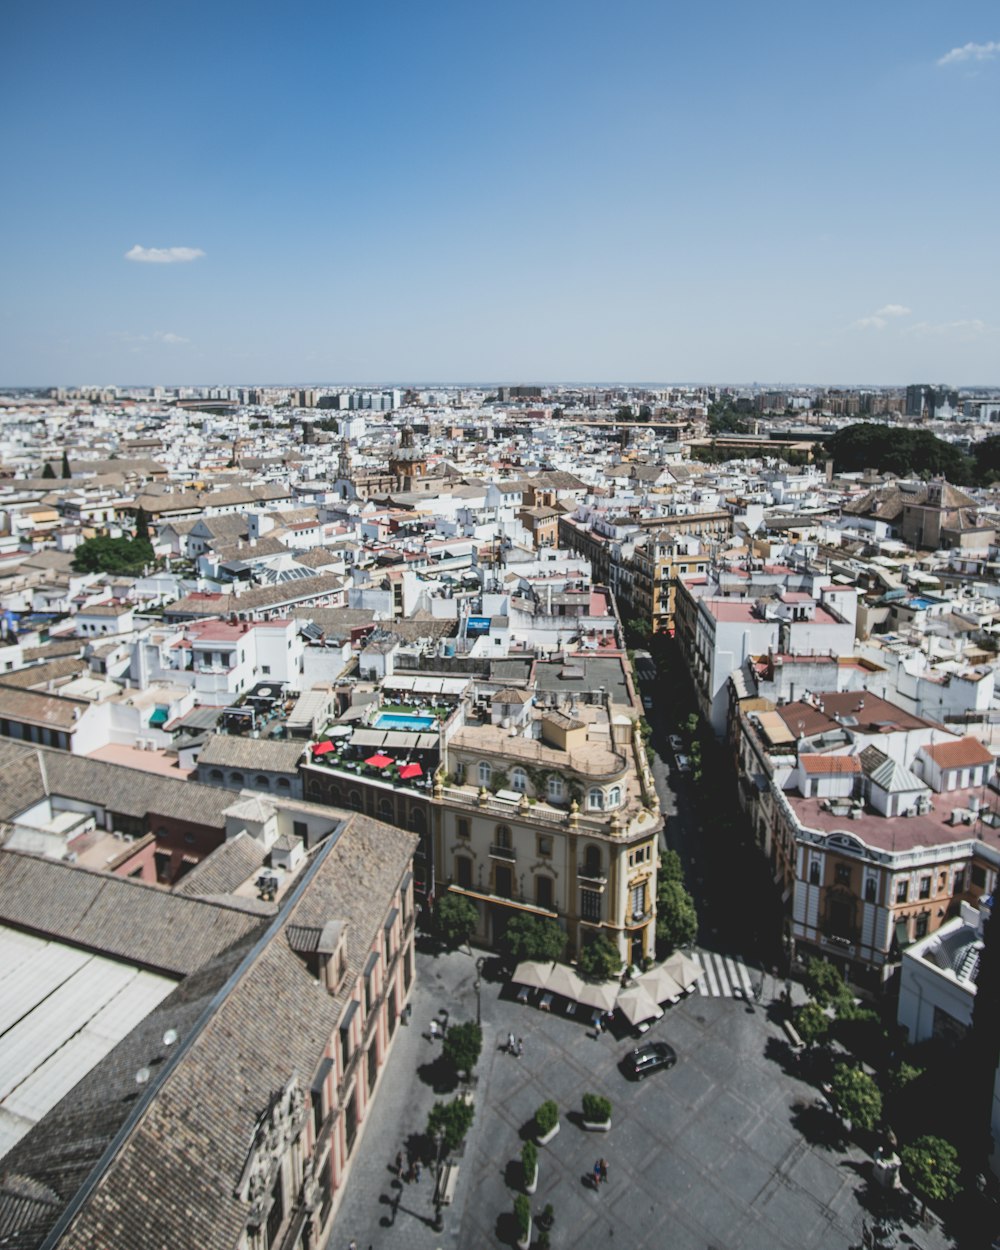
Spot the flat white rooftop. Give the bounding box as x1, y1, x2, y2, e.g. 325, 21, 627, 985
0, 925, 176, 1160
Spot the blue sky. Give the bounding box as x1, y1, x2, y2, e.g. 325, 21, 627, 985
2, 0, 998, 385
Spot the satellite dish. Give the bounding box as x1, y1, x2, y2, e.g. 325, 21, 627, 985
135, 1067, 151, 1086
163, 1028, 179, 1047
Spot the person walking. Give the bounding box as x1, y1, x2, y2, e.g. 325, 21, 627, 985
507, 1030, 515, 1054
349, 1241, 357, 1250
517, 1037, 524, 1058
395, 1150, 403, 1176
593, 1160, 602, 1190
599, 1158, 608, 1185
414, 1160, 422, 1183
429, 1019, 439, 1041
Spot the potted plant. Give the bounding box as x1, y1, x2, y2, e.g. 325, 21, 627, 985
582, 1093, 612, 1131
538, 1202, 554, 1231
521, 1140, 538, 1194
535, 1099, 559, 1145
514, 1193, 532, 1250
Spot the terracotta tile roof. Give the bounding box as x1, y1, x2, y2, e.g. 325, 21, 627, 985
799, 754, 861, 774
922, 737, 995, 769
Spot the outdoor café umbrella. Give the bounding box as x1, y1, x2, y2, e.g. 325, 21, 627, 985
616, 985, 663, 1027
365, 753, 394, 769
575, 979, 619, 1012
511, 961, 553, 991
328, 725, 353, 738
398, 762, 423, 780
663, 951, 704, 990
311, 740, 335, 756
545, 963, 585, 1003
638, 964, 685, 1004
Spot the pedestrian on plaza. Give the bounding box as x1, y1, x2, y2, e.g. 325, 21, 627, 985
593, 1160, 602, 1190
517, 1037, 524, 1058
349, 1241, 357, 1250
599, 1013, 607, 1034
507, 1030, 515, 1054
414, 1160, 422, 1183
395, 1150, 403, 1176
429, 1019, 439, 1041
599, 1158, 608, 1185
441, 1008, 449, 1035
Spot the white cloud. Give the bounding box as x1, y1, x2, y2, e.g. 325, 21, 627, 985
851, 303, 913, 331
874, 303, 911, 318
125, 244, 205, 264
853, 315, 886, 331
110, 329, 190, 347
903, 318, 999, 338
938, 40, 1000, 66
154, 330, 189, 344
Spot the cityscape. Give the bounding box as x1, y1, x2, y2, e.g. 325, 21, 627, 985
3, 2, 1000, 1250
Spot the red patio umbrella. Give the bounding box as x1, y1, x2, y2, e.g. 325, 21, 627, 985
398, 762, 423, 779
312, 740, 335, 756
365, 752, 394, 768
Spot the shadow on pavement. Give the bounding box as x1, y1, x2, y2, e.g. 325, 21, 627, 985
790, 1099, 848, 1151
416, 1055, 459, 1093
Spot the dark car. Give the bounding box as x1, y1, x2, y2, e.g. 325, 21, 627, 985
622, 1041, 677, 1080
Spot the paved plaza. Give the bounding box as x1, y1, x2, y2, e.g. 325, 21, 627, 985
327, 945, 957, 1250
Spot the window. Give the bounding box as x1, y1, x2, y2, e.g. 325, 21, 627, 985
231, 771, 245, 785
457, 817, 470, 840
547, 775, 564, 802
835, 864, 851, 887
865, 878, 877, 903
915, 913, 930, 939
583, 845, 602, 877
587, 788, 604, 811
277, 777, 290, 789
494, 865, 512, 898
349, 789, 362, 811
919, 876, 931, 900
972, 864, 987, 888
896, 880, 909, 903
511, 767, 528, 793
367, 1041, 378, 1094
809, 862, 820, 886
255, 775, 270, 789
209, 768, 223, 782
495, 824, 512, 849
456, 855, 473, 889
478, 761, 492, 786
631, 882, 646, 920
581, 888, 602, 922
537, 835, 552, 858
536, 875, 554, 910
608, 785, 621, 809
262, 664, 271, 675
953, 869, 965, 894
293, 820, 308, 841
184, 832, 195, 845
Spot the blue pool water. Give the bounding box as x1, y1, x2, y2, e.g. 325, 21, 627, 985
374, 713, 435, 731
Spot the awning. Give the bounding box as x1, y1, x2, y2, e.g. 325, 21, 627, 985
511, 960, 552, 990
546, 964, 585, 1001
399, 762, 423, 780
637, 965, 685, 1003
617, 985, 663, 1026
662, 951, 704, 989
149, 706, 169, 726
576, 980, 619, 1012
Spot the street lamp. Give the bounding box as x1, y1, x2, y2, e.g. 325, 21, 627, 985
474, 956, 484, 1026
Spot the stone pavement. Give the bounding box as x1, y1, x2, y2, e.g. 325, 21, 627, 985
326, 946, 958, 1250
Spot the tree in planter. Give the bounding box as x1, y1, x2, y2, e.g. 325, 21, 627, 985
503, 914, 566, 964
535, 1100, 558, 1137
520, 1140, 538, 1191
804, 957, 852, 1010
655, 878, 698, 952
794, 1001, 830, 1048
900, 1135, 961, 1217
435, 893, 477, 950
582, 1093, 612, 1125
426, 1097, 475, 1155
442, 1021, 482, 1080
830, 1063, 882, 1132
513, 1193, 531, 1245
577, 932, 620, 980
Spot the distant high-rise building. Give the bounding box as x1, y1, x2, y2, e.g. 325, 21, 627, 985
905, 384, 928, 418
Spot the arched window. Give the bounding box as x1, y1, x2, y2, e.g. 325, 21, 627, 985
583, 844, 602, 877
511, 767, 528, 793
478, 761, 492, 786
409, 808, 426, 835
546, 775, 564, 803
607, 785, 621, 808
209, 769, 223, 782
348, 789, 363, 811
231, 771, 245, 785
378, 797, 394, 822
587, 787, 604, 811
254, 775, 270, 789
495, 824, 512, 849
277, 777, 290, 790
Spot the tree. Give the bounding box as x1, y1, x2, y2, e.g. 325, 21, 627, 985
830, 1063, 882, 1132
615, 405, 635, 422
502, 914, 566, 964
823, 422, 973, 484
804, 957, 852, 1010
41, 462, 56, 479
426, 1097, 475, 1155
442, 1021, 482, 1078
134, 505, 150, 543
900, 1135, 961, 1216
513, 1193, 532, 1241
794, 1001, 830, 1048
973, 433, 1000, 484
435, 893, 477, 950
655, 878, 698, 951
659, 848, 684, 885
72, 535, 154, 576
61, 449, 71, 478
577, 932, 621, 980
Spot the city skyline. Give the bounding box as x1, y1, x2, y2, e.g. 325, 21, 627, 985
3, 0, 999, 383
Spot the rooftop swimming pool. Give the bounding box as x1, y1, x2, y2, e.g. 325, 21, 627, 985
374, 713, 436, 731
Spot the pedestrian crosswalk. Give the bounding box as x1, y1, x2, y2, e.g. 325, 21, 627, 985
693, 948, 759, 999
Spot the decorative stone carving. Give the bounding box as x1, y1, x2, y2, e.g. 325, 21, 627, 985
235, 1074, 307, 1228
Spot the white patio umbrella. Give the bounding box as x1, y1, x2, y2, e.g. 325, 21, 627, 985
576, 980, 619, 1012
663, 951, 704, 990
511, 960, 553, 991
545, 963, 586, 1002
616, 985, 663, 1026
638, 964, 685, 1003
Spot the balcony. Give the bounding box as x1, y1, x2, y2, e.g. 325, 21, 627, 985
489, 843, 516, 862
577, 864, 607, 885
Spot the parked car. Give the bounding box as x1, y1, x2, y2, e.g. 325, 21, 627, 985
675, 753, 691, 773
622, 1041, 677, 1080
668, 734, 684, 755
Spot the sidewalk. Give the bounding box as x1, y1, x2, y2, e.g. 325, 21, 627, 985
325, 944, 486, 1250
